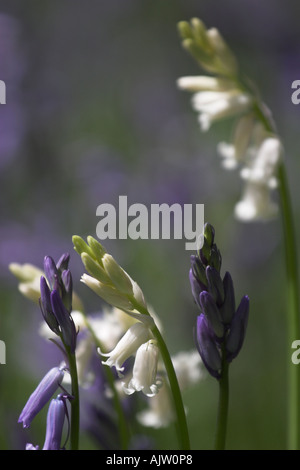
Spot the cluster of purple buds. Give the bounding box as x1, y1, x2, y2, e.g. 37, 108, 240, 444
39, 254, 77, 354
18, 254, 78, 450
189, 223, 249, 379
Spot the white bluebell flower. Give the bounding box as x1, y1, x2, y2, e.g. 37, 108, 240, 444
98, 322, 152, 378
122, 340, 162, 397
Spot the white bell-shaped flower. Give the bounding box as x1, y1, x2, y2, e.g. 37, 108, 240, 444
98, 322, 152, 377
234, 180, 278, 222
191, 89, 252, 132
240, 136, 282, 188
122, 340, 162, 397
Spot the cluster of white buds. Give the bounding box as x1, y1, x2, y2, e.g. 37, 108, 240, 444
9, 261, 84, 311
177, 18, 283, 222
74, 235, 162, 397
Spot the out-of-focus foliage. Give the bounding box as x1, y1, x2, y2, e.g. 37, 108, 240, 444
1, 0, 300, 450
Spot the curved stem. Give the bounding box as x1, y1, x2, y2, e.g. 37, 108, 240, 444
152, 325, 191, 450
214, 351, 229, 450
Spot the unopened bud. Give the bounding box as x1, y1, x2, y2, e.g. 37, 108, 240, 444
87, 236, 106, 262
199, 291, 224, 338
102, 254, 133, 295
81, 274, 133, 311
81, 253, 111, 284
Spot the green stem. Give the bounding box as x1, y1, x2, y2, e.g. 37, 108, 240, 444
130, 299, 190, 450
66, 347, 80, 450
214, 352, 229, 450
106, 367, 130, 450
254, 102, 300, 449
152, 325, 191, 450
82, 316, 130, 450
277, 164, 300, 450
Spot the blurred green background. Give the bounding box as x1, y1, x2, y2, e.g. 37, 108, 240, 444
1, 0, 300, 450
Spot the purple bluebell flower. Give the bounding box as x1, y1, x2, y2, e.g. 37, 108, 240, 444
199, 291, 224, 339
205, 266, 225, 306
39, 276, 60, 335
61, 269, 73, 313
220, 271, 236, 325
226, 295, 249, 362
18, 366, 65, 428
44, 256, 60, 292
195, 314, 221, 379
56, 253, 70, 273
43, 254, 73, 312
42, 395, 67, 450
50, 290, 77, 354
190, 223, 249, 379
39, 254, 77, 352
189, 268, 202, 308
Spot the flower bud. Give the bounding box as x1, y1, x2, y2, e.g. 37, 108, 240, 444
56, 253, 70, 273
199, 291, 224, 339
203, 223, 215, 246
87, 235, 106, 261
220, 272, 235, 324
226, 295, 249, 362
81, 274, 133, 311
81, 252, 111, 284
72, 235, 95, 259
42, 395, 66, 450
177, 21, 193, 40
39, 276, 60, 335
43, 256, 59, 291
50, 290, 77, 353
190, 255, 207, 288
206, 27, 238, 77
206, 266, 225, 306
102, 254, 133, 294
9, 263, 43, 282
61, 269, 73, 312
18, 366, 65, 428
195, 314, 221, 379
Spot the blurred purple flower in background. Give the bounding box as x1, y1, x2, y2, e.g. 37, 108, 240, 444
0, 13, 26, 169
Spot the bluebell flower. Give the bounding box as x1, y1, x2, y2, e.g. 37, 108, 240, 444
18, 366, 65, 428
42, 395, 67, 450
39, 254, 77, 353
195, 314, 222, 379
50, 289, 77, 354
190, 223, 249, 379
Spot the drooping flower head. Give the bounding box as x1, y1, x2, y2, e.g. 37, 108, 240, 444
122, 340, 162, 397
42, 394, 68, 450
18, 366, 65, 428
98, 321, 152, 378
177, 18, 282, 223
